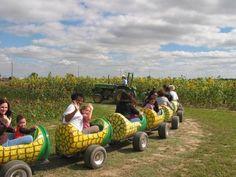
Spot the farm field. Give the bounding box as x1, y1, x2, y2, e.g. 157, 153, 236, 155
1, 77, 236, 177
1, 76, 236, 110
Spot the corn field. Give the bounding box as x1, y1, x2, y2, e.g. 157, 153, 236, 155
1, 75, 236, 110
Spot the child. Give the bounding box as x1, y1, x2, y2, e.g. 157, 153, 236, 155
169, 85, 179, 101
144, 95, 156, 110
144, 95, 159, 113
81, 103, 99, 134
115, 91, 141, 122
15, 114, 36, 139
156, 89, 174, 110
81, 103, 93, 129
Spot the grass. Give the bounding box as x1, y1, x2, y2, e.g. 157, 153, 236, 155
4, 100, 236, 177
181, 108, 236, 177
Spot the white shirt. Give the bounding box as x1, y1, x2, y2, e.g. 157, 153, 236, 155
122, 79, 128, 86
62, 103, 83, 131
156, 96, 170, 106
170, 91, 179, 101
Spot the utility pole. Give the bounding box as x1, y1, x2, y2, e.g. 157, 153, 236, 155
11, 61, 13, 78
77, 64, 79, 77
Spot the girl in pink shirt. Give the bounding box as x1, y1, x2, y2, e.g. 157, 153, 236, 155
81, 103, 99, 134
144, 97, 156, 110
81, 103, 93, 129
144, 95, 159, 113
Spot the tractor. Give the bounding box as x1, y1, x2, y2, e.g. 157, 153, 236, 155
92, 72, 136, 103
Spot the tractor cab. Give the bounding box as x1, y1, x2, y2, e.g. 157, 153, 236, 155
92, 72, 136, 103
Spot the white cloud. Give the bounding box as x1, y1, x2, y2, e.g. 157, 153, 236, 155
0, 0, 236, 78
0, 52, 11, 63
0, 0, 84, 23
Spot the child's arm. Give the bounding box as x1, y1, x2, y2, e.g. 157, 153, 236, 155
6, 125, 15, 133
64, 102, 80, 122
19, 127, 36, 134
87, 103, 94, 120
130, 104, 140, 115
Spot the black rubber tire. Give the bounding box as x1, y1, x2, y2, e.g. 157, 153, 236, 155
178, 104, 184, 112
113, 89, 125, 103
84, 145, 107, 169
158, 123, 169, 139
177, 110, 184, 122
133, 132, 148, 151
93, 94, 103, 103
0, 160, 32, 177
171, 116, 179, 129
103, 90, 112, 100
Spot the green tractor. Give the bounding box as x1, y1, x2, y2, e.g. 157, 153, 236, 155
92, 72, 136, 103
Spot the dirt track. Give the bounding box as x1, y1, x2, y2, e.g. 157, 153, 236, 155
89, 118, 206, 177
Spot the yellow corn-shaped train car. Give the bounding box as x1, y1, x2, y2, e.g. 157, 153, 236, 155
141, 108, 169, 138
0, 126, 50, 177
170, 101, 179, 112
0, 125, 50, 165
107, 113, 147, 141
141, 108, 165, 129
160, 105, 174, 121
55, 118, 112, 169
106, 113, 148, 152
171, 101, 184, 122
161, 104, 180, 129
55, 118, 112, 156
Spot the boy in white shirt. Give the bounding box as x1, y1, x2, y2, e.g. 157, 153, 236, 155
62, 93, 99, 134
169, 85, 179, 101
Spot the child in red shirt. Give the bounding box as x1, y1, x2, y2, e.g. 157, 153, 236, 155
15, 114, 36, 139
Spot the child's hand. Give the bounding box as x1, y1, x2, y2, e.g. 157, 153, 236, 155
88, 103, 94, 111
32, 125, 37, 129
72, 100, 80, 111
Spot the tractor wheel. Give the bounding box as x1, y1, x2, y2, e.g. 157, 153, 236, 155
93, 94, 103, 103
84, 145, 107, 169
158, 123, 169, 139
133, 132, 148, 151
103, 90, 112, 100
177, 110, 184, 122
113, 89, 125, 103
0, 160, 32, 177
171, 116, 179, 129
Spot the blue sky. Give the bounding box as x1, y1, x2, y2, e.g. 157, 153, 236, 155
0, 0, 236, 78
0, 32, 44, 48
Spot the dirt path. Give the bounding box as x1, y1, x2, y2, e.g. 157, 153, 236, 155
83, 118, 206, 177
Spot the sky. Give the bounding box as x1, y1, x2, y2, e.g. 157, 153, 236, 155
0, 0, 236, 78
